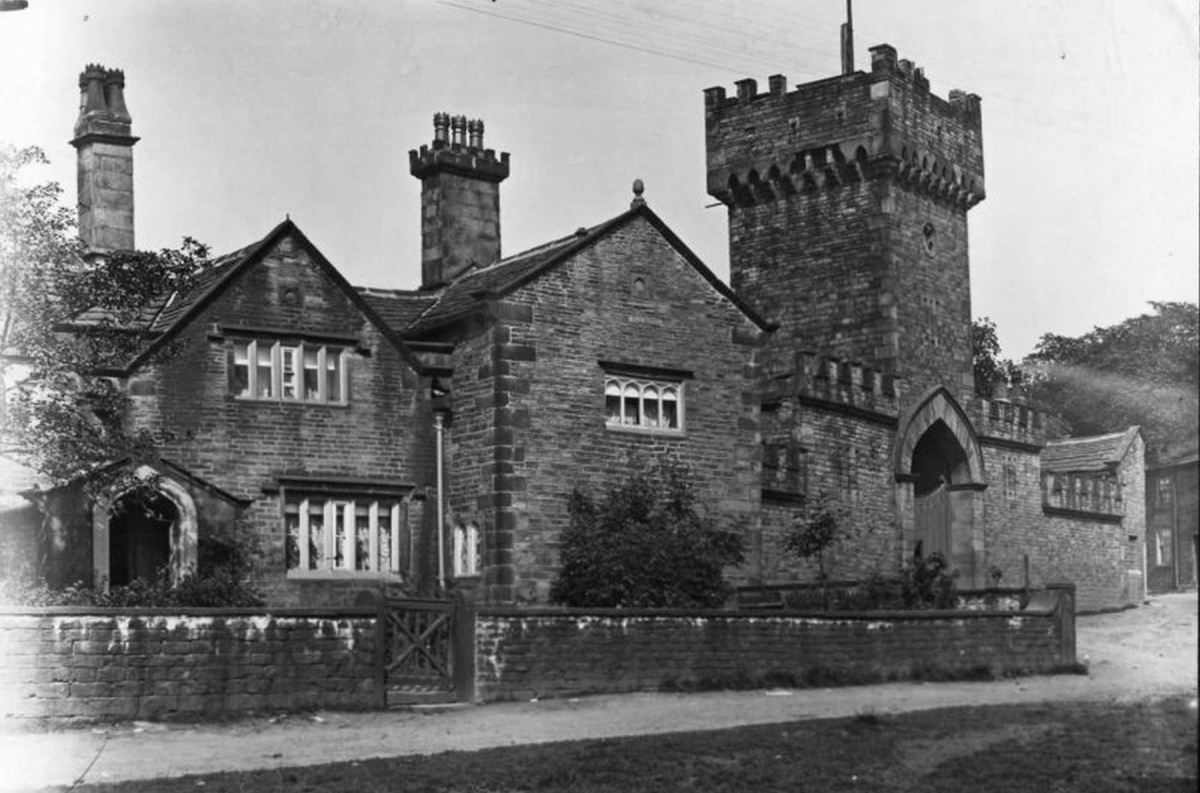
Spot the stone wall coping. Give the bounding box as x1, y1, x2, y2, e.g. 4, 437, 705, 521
0, 606, 378, 619
738, 583, 1029, 596
476, 603, 1059, 621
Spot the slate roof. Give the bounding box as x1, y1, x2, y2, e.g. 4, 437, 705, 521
1041, 426, 1141, 473
397, 203, 772, 338
64, 220, 424, 374
68, 240, 263, 334
357, 289, 439, 332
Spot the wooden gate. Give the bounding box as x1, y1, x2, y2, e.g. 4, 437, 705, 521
377, 595, 474, 706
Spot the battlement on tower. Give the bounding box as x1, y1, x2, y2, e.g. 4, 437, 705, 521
968, 396, 1050, 448
764, 352, 902, 420
704, 44, 984, 210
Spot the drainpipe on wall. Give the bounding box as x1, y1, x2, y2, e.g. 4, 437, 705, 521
434, 411, 446, 591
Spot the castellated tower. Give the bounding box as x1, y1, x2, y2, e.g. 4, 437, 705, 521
705, 44, 985, 400
410, 113, 510, 289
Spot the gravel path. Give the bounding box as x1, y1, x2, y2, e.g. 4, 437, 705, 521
3, 592, 1195, 791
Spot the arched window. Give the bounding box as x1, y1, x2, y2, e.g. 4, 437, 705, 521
603, 376, 684, 433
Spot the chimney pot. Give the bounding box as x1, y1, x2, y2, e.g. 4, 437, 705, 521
103, 69, 131, 122
433, 112, 450, 145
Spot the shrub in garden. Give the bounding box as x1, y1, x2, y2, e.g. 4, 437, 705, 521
0, 533, 263, 607
550, 457, 744, 608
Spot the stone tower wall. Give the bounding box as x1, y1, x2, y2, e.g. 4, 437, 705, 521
705, 45, 984, 402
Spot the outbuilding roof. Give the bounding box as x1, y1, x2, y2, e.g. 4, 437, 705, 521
1041, 426, 1141, 473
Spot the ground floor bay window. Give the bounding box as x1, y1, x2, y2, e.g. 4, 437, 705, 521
276, 478, 415, 580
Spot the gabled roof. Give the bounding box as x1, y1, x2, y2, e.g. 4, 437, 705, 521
397, 203, 774, 338
1041, 426, 1141, 473
71, 220, 426, 376
19, 456, 251, 507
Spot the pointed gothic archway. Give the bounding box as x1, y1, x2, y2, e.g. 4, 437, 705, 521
894, 388, 988, 587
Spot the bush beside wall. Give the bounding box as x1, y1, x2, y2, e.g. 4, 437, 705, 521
0, 608, 380, 721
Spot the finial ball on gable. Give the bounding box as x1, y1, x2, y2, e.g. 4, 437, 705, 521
631, 178, 646, 207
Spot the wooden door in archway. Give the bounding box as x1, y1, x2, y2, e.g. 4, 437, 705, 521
915, 482, 951, 559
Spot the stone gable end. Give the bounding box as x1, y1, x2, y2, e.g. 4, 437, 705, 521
446, 214, 764, 603
123, 230, 436, 604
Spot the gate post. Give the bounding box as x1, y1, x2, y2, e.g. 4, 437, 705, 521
374, 595, 389, 709
452, 590, 476, 703
1045, 582, 1077, 666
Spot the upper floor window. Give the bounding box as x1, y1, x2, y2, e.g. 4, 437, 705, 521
605, 376, 682, 432
1155, 476, 1173, 508
232, 340, 347, 404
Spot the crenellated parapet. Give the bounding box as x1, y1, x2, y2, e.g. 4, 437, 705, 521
763, 351, 901, 421
969, 397, 1049, 449
705, 43, 984, 211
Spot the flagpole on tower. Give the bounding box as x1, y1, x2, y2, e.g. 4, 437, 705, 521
841, 0, 855, 74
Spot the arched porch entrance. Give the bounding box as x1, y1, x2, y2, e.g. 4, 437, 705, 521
92, 466, 198, 589
895, 388, 988, 587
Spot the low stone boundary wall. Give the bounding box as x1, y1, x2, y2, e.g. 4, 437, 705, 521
0, 607, 381, 721
471, 585, 1076, 702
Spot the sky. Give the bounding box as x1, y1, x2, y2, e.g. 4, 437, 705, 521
0, 0, 1196, 359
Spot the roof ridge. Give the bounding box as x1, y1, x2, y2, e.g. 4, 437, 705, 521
1044, 429, 1131, 446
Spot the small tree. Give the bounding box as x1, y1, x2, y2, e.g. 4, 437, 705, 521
1, 144, 212, 493
782, 490, 847, 608
550, 457, 744, 608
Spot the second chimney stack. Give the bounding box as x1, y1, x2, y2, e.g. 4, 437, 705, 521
71, 64, 139, 255
409, 113, 510, 289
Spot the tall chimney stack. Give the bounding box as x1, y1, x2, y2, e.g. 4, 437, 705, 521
70, 64, 139, 255
408, 113, 509, 289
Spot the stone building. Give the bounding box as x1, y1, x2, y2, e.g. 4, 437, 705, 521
703, 45, 1144, 608
2, 45, 1146, 612
1145, 438, 1199, 593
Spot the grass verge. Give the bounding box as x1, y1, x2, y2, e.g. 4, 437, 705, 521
70, 695, 1196, 792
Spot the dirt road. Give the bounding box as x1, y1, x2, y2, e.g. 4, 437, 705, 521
3, 593, 1195, 791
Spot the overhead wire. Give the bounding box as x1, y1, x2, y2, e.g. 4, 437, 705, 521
441, 0, 1193, 160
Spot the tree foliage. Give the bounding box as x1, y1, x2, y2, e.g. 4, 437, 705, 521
781, 490, 848, 609
0, 144, 212, 489
550, 457, 745, 608
1023, 302, 1199, 451
971, 316, 1023, 398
